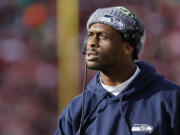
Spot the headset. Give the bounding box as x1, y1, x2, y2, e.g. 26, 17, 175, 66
78, 17, 144, 135
81, 17, 144, 60
76, 34, 89, 135
78, 31, 141, 135
81, 35, 88, 55
82, 32, 143, 60
77, 62, 87, 135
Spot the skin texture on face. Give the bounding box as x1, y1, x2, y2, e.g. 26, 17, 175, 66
85, 23, 136, 86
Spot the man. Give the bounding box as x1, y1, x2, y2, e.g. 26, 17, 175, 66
55, 6, 180, 135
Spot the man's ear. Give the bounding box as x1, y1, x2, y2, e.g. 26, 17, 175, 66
123, 42, 134, 56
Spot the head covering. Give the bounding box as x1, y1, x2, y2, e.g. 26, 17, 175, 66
86, 6, 146, 55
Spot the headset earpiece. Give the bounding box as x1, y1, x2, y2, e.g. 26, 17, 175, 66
123, 30, 142, 60
82, 35, 88, 55
123, 30, 141, 47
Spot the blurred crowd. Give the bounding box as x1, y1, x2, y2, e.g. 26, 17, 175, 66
0, 0, 180, 135
0, 0, 57, 135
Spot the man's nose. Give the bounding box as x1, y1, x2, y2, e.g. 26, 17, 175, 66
87, 36, 98, 48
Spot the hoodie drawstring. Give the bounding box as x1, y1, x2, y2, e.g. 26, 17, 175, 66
119, 93, 132, 135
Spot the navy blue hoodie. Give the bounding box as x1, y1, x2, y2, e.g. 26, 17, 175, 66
55, 61, 180, 135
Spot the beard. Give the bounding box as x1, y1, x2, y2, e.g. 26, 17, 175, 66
85, 59, 115, 72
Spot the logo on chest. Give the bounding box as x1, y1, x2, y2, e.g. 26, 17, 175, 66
131, 124, 154, 133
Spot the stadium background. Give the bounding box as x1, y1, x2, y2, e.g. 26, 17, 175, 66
0, 0, 180, 134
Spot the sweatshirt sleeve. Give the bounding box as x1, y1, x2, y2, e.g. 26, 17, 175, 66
174, 96, 180, 134
170, 91, 180, 135
54, 107, 73, 135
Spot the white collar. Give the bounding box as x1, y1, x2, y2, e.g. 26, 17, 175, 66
100, 66, 140, 96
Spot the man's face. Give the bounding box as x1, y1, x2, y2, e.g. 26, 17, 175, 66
85, 23, 132, 71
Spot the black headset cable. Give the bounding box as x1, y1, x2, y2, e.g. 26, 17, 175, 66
78, 63, 87, 135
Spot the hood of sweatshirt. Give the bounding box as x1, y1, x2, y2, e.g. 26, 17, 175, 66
87, 61, 164, 99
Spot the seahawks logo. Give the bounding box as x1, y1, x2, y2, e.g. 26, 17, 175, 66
131, 124, 154, 133
100, 15, 125, 29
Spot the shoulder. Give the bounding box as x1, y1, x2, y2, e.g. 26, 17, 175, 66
156, 77, 180, 93
60, 73, 101, 120
61, 89, 95, 119
142, 75, 180, 105
150, 77, 180, 107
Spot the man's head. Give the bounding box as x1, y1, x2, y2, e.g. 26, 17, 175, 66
84, 6, 146, 71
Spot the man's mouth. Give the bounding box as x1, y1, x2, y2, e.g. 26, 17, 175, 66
86, 50, 99, 61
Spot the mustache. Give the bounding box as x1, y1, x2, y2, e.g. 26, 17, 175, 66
86, 49, 99, 55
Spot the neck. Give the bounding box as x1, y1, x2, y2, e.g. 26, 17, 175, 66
100, 63, 136, 86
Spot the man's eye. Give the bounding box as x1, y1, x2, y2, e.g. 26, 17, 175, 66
88, 33, 93, 37
100, 34, 108, 39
